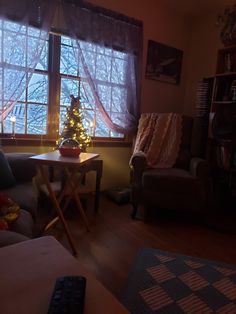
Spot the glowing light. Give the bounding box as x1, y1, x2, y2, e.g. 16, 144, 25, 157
10, 116, 16, 137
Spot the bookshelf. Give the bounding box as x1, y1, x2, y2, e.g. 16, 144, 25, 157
207, 45, 236, 199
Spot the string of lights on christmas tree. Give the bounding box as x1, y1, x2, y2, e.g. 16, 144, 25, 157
57, 93, 91, 151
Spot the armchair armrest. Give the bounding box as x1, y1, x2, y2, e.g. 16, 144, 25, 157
5, 153, 37, 182
189, 157, 209, 179
129, 151, 148, 186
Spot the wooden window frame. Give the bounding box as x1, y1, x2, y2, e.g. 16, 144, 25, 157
0, 31, 131, 147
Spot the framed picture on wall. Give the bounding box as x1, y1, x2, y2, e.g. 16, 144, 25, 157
145, 40, 183, 84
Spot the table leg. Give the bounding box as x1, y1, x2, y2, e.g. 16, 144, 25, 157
94, 171, 102, 212
38, 165, 77, 256
64, 167, 90, 231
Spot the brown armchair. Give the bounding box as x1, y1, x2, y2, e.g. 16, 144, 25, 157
130, 115, 212, 218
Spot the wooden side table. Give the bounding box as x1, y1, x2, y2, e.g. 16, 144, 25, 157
30, 151, 99, 256
45, 159, 103, 212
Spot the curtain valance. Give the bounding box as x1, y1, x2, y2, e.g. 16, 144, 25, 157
61, 1, 143, 55
0, 0, 57, 30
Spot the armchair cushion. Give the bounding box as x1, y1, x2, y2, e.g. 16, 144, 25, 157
142, 168, 197, 195
0, 150, 16, 189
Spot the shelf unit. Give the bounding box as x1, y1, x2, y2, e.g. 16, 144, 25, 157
207, 45, 236, 198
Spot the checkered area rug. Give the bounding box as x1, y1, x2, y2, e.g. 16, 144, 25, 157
122, 248, 236, 313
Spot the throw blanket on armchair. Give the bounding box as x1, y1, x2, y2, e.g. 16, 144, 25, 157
131, 113, 182, 168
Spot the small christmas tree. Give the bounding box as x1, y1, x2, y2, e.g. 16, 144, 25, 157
58, 95, 91, 151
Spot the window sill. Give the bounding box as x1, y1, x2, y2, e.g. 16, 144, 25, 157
0, 136, 132, 148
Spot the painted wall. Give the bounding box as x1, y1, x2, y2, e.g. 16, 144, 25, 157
88, 0, 189, 113
183, 11, 223, 115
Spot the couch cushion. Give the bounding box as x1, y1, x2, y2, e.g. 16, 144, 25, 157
10, 209, 34, 238
2, 182, 37, 218
0, 230, 30, 248
0, 150, 16, 189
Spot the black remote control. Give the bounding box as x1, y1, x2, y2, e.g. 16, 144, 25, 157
47, 276, 86, 314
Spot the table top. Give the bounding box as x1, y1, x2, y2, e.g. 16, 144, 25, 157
0, 236, 129, 314
30, 150, 99, 167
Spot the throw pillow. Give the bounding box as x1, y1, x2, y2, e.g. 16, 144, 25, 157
0, 150, 16, 189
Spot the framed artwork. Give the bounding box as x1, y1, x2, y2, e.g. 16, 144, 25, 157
145, 40, 183, 84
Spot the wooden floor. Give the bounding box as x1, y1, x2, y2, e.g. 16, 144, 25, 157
40, 194, 236, 300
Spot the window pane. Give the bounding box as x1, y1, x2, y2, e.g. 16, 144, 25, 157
94, 110, 110, 137
4, 31, 26, 66
4, 21, 26, 33
28, 73, 48, 103
28, 37, 48, 70
60, 44, 78, 76
82, 109, 95, 136
113, 50, 126, 59
96, 54, 112, 81
80, 41, 96, 52
60, 36, 84, 76
59, 107, 67, 132
80, 81, 95, 110
4, 69, 26, 101
111, 130, 123, 138
82, 50, 96, 76
112, 86, 127, 112
14, 103, 26, 134
27, 104, 47, 134
111, 112, 126, 129
97, 46, 112, 56
97, 84, 111, 111
111, 58, 126, 84
3, 115, 12, 134
0, 19, 49, 136
3, 103, 26, 134
61, 78, 80, 106
0, 30, 2, 61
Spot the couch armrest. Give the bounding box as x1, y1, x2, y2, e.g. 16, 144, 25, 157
189, 157, 209, 179
5, 153, 37, 182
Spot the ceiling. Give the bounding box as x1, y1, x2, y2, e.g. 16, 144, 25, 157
160, 0, 236, 17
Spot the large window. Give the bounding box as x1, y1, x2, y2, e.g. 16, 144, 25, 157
0, 19, 49, 135
0, 20, 129, 139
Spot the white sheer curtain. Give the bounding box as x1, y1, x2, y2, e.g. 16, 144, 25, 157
62, 1, 143, 135
0, 0, 56, 122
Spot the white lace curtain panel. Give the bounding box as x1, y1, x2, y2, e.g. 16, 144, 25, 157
61, 1, 143, 134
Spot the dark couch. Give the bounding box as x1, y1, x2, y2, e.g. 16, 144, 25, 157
0, 152, 38, 247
